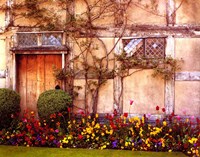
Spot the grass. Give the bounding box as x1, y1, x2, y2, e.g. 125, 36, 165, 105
0, 145, 187, 157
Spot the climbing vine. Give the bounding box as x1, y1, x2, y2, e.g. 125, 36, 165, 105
0, 0, 185, 115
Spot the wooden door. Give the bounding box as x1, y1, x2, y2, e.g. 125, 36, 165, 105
16, 54, 62, 113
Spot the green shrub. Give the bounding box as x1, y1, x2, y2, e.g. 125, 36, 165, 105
37, 89, 72, 119
0, 88, 20, 129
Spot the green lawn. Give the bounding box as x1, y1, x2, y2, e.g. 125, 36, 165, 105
0, 145, 187, 157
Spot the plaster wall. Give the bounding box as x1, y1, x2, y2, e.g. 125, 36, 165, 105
123, 69, 165, 114
97, 79, 113, 113
127, 0, 166, 25
175, 38, 200, 71
73, 79, 86, 113
73, 38, 115, 113
75, 0, 114, 26
0, 79, 5, 88
175, 38, 200, 116
73, 38, 115, 74
0, 39, 6, 88
0, 40, 6, 70
0, 12, 5, 30
175, 81, 200, 116
175, 0, 200, 24
0, 0, 5, 29
14, 0, 66, 27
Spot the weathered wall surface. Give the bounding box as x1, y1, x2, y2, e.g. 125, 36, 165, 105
175, 38, 200, 71
0, 0, 199, 116
175, 38, 200, 116
127, 0, 166, 25
175, 81, 200, 116
123, 69, 165, 114
14, 0, 66, 27
0, 38, 6, 88
73, 38, 115, 113
75, 0, 114, 26
175, 0, 200, 24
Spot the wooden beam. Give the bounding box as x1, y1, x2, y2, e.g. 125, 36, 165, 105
165, 36, 175, 115
166, 0, 175, 26
12, 53, 16, 90
0, 70, 6, 78
113, 38, 123, 114
175, 72, 200, 81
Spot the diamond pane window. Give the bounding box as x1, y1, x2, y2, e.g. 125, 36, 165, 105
122, 37, 165, 59
42, 33, 62, 46
17, 33, 37, 47
145, 38, 165, 58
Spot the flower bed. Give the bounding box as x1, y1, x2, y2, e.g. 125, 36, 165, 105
0, 110, 199, 157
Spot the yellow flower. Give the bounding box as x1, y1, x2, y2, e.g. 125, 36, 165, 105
82, 118, 85, 123
86, 127, 93, 134
92, 121, 95, 126
94, 123, 100, 129
68, 135, 72, 140
95, 137, 99, 141
95, 113, 99, 118
163, 121, 167, 126
101, 132, 105, 136
168, 150, 172, 152
142, 117, 145, 123
147, 144, 150, 147
88, 115, 91, 119
125, 142, 129, 147
188, 137, 198, 144
187, 151, 191, 154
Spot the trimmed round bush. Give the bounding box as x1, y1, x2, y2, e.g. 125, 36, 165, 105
37, 89, 72, 118
0, 88, 20, 129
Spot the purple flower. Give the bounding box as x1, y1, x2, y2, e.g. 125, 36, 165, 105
112, 140, 118, 148
53, 140, 58, 144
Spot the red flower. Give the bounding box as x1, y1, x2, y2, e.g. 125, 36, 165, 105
58, 112, 62, 117
162, 108, 165, 112
156, 106, 159, 111
113, 109, 118, 116
130, 100, 134, 105
156, 119, 160, 124
123, 112, 128, 118
78, 134, 83, 140
67, 107, 71, 112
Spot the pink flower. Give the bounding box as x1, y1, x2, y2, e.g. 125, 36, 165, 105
177, 115, 181, 120
147, 113, 151, 118
190, 116, 195, 120
130, 100, 134, 105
